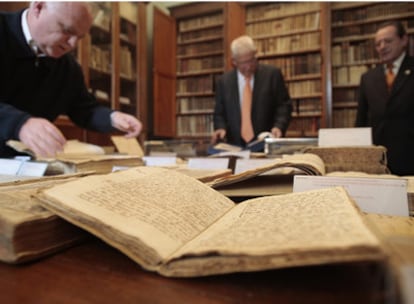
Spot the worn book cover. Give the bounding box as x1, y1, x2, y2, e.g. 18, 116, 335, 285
36, 166, 385, 277
0, 174, 91, 263
207, 153, 325, 188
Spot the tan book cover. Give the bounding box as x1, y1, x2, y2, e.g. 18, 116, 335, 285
0, 173, 91, 263
207, 153, 325, 188
6, 139, 144, 175
304, 146, 389, 174
36, 166, 385, 277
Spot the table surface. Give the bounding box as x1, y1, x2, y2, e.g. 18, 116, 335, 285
0, 237, 400, 304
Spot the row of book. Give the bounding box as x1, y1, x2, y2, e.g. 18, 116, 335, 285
177, 56, 223, 73
333, 87, 358, 103
333, 21, 413, 39
178, 13, 223, 32
254, 32, 321, 55
246, 12, 320, 37
178, 27, 223, 44
260, 54, 321, 79
286, 79, 321, 97
332, 108, 357, 128
177, 97, 215, 114
332, 42, 377, 66
292, 98, 322, 116
333, 65, 369, 86
90, 45, 111, 73
120, 19, 137, 44
286, 116, 320, 137
332, 3, 414, 24
176, 114, 214, 137
176, 75, 217, 95
91, 4, 111, 32
120, 46, 135, 80
246, 2, 320, 22
177, 40, 223, 57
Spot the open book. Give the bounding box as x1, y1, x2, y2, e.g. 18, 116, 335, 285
0, 173, 90, 263
6, 139, 144, 175
36, 166, 385, 277
207, 153, 325, 188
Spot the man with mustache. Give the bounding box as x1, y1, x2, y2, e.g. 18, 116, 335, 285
356, 21, 414, 175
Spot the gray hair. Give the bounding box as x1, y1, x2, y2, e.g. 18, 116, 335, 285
231, 35, 257, 59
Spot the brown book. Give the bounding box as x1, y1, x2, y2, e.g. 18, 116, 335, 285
6, 139, 144, 175
207, 153, 325, 188
47, 154, 144, 175
0, 174, 91, 264
304, 146, 389, 174
36, 166, 385, 277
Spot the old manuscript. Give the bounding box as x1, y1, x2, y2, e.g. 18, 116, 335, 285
0, 174, 90, 263
36, 167, 385, 277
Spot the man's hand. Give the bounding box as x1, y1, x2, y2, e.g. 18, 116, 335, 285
110, 111, 142, 138
271, 127, 282, 138
211, 128, 226, 144
19, 117, 66, 157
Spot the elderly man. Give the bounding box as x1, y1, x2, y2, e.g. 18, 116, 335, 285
0, 2, 142, 157
211, 35, 292, 149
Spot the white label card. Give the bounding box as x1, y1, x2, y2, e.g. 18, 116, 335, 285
293, 175, 409, 216
188, 158, 229, 170
318, 127, 372, 147
0, 159, 22, 175
143, 156, 177, 167
18, 161, 48, 177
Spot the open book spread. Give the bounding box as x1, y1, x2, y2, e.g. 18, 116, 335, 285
36, 166, 384, 277
207, 153, 326, 188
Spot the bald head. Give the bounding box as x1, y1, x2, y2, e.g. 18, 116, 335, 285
27, 2, 93, 58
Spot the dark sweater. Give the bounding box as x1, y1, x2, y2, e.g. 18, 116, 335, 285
0, 10, 113, 157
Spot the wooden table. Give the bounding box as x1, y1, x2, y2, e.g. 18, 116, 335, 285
0, 237, 399, 304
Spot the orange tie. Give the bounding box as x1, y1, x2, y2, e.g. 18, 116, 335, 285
241, 76, 254, 143
386, 64, 395, 92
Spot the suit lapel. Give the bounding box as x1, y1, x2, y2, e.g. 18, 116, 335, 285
391, 56, 414, 97
229, 69, 241, 126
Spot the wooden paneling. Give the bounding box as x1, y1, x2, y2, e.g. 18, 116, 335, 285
153, 7, 176, 137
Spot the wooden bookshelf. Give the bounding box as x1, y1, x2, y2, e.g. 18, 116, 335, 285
330, 2, 414, 127
244, 2, 329, 137
153, 2, 244, 139
54, 2, 148, 146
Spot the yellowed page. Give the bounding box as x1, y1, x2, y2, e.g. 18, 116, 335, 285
37, 167, 235, 269
163, 187, 383, 277
111, 136, 144, 157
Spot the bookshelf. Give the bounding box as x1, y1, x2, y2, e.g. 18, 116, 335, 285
56, 2, 148, 146
153, 2, 244, 140
175, 11, 223, 137
330, 2, 414, 128
244, 2, 330, 137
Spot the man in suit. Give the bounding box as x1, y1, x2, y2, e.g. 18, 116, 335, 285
211, 35, 292, 149
356, 21, 414, 175
0, 2, 142, 158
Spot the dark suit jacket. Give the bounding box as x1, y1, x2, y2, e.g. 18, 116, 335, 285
214, 64, 292, 147
356, 55, 414, 175
0, 10, 113, 157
